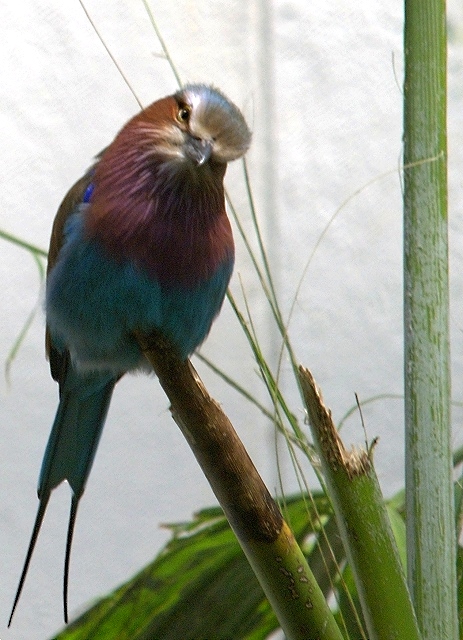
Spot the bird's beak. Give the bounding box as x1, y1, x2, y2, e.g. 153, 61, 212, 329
185, 136, 213, 166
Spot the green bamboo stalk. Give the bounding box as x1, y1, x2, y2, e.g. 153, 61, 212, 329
137, 331, 344, 640
403, 1, 458, 637
299, 367, 422, 640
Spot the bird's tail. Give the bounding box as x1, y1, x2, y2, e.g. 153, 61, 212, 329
9, 367, 117, 626
38, 367, 117, 499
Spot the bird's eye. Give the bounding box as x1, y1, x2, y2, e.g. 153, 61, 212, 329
177, 106, 191, 123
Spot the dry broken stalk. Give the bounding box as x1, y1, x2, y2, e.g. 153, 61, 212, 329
298, 365, 421, 640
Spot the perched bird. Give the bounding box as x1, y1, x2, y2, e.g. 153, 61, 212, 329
9, 84, 251, 625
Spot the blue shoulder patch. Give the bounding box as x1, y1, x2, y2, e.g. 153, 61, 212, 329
83, 183, 94, 203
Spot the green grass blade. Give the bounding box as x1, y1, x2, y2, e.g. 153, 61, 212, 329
0, 229, 47, 258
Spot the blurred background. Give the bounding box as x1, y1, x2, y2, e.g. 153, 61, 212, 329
1, 1, 462, 638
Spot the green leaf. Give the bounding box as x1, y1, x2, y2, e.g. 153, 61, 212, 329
51, 493, 332, 640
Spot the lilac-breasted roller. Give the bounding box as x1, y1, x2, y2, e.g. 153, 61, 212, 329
9, 84, 251, 624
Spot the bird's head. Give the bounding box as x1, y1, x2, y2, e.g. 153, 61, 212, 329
172, 84, 252, 165
126, 84, 251, 170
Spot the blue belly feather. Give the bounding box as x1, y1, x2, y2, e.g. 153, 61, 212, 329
46, 207, 234, 370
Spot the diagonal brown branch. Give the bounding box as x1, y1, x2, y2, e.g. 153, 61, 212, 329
137, 330, 282, 540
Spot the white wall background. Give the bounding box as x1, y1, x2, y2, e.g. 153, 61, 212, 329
1, 1, 462, 638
